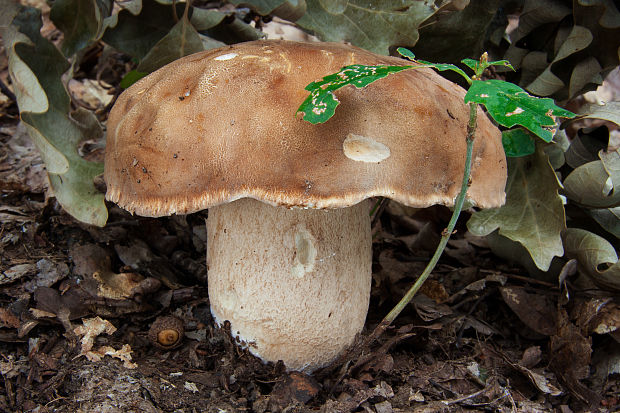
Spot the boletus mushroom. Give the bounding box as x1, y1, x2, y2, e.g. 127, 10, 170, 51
104, 40, 507, 371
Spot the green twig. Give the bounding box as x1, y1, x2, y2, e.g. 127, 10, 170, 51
366, 102, 479, 344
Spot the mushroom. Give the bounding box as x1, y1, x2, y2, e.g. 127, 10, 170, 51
104, 40, 506, 371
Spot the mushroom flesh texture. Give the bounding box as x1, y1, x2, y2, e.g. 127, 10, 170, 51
104, 40, 507, 372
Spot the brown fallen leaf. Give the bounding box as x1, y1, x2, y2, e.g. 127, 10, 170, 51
0, 123, 48, 194
23, 259, 69, 293
412, 294, 453, 322
93, 270, 146, 300
500, 286, 556, 335
67, 78, 113, 110
70, 243, 161, 300
520, 346, 543, 369
0, 355, 29, 379
270, 371, 320, 409
550, 309, 600, 406
491, 347, 562, 396
70, 243, 112, 277
573, 298, 619, 337
29, 308, 56, 318
0, 263, 36, 285
33, 286, 90, 320
74, 316, 117, 353
0, 308, 20, 328
73, 317, 138, 369
85, 344, 137, 369
419, 279, 450, 302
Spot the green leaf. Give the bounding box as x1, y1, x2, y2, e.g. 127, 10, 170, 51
569, 56, 603, 98
120, 70, 148, 89
564, 131, 608, 169
189, 8, 228, 31
461, 58, 514, 76
413, 59, 470, 82
117, 0, 142, 15
564, 228, 620, 292
464, 79, 576, 141
297, 64, 412, 124
201, 15, 262, 44
229, 0, 306, 21
295, 0, 442, 55
505, 0, 620, 100
563, 150, 620, 208
587, 207, 620, 239
396, 47, 415, 61
460, 58, 479, 72
397, 48, 471, 82
137, 15, 204, 73
50, 0, 111, 56
485, 231, 562, 281
565, 101, 620, 127
502, 128, 536, 157
102, 0, 183, 60
296, 87, 340, 125
411, 0, 504, 64
526, 25, 594, 97
468, 146, 565, 271
4, 7, 107, 226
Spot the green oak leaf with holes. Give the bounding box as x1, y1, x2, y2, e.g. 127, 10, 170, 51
397, 48, 470, 80
464, 79, 575, 142
502, 128, 536, 157
298, 51, 576, 137
297, 64, 412, 124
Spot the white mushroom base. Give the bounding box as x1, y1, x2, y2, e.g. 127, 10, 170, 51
207, 198, 372, 371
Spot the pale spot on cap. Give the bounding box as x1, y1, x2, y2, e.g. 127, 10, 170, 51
343, 134, 391, 163
215, 53, 238, 61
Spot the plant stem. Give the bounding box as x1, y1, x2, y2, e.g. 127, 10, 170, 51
367, 102, 479, 343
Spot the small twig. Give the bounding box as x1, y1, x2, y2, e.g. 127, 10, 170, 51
441, 386, 488, 405
182, 0, 191, 21
499, 386, 517, 413
349, 332, 416, 375
172, 0, 179, 22
429, 378, 458, 398
3, 375, 15, 411
480, 269, 557, 289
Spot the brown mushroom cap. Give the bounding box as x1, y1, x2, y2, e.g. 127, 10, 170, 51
104, 40, 506, 216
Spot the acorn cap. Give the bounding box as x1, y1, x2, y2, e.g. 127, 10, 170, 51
104, 40, 506, 216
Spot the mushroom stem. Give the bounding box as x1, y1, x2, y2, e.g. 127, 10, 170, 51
207, 198, 372, 371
